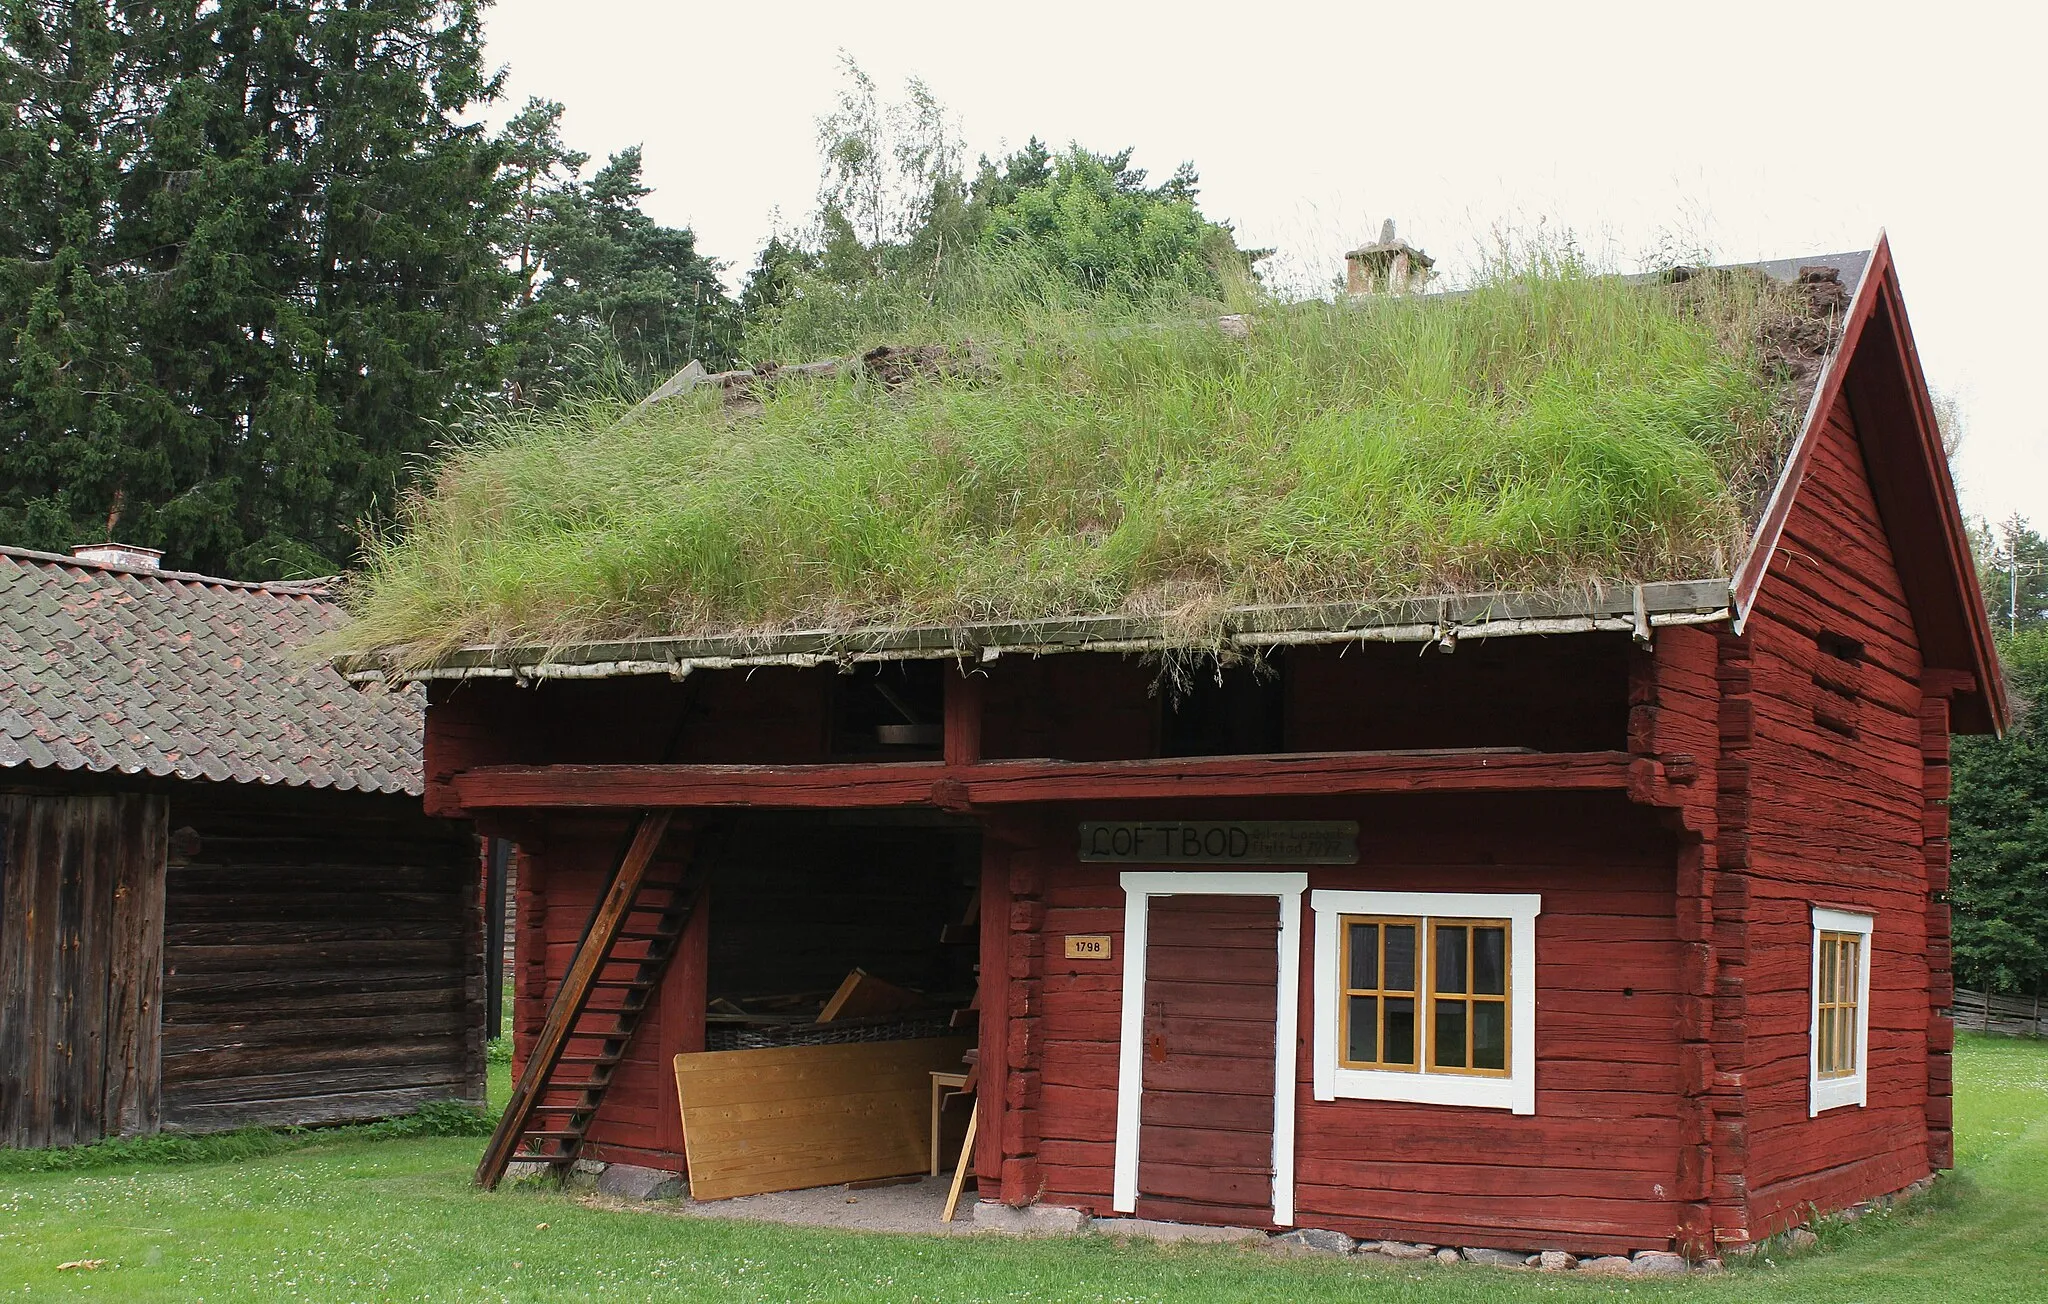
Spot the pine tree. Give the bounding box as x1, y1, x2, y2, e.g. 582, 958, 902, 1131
1, 0, 511, 577
497, 116, 738, 401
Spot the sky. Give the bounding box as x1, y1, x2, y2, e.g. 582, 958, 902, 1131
481, 0, 2045, 528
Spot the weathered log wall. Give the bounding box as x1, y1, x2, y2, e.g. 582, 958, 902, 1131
0, 791, 166, 1148
1736, 390, 1937, 1234
159, 786, 484, 1132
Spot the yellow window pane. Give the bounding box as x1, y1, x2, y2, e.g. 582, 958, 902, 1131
1385, 925, 1416, 993
1435, 925, 1468, 995
1385, 996, 1416, 1064
1347, 923, 1378, 990
1473, 927, 1507, 996
1473, 1001, 1507, 1071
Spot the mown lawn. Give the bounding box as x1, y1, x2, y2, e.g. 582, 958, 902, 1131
1, 1036, 2043, 1302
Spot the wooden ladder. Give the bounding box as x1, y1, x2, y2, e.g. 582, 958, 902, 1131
476, 812, 696, 1189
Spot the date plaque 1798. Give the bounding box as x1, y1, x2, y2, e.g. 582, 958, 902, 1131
1077, 820, 1359, 865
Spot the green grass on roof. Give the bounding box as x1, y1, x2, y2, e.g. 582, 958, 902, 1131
336, 258, 1820, 663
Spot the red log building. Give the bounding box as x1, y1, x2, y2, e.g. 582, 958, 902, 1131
389, 240, 2003, 1256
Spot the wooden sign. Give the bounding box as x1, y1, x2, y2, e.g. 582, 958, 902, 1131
1078, 820, 1358, 865
1064, 934, 1113, 960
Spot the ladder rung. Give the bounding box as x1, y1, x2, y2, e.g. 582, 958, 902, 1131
558, 1053, 624, 1066
589, 979, 653, 989
519, 1129, 590, 1140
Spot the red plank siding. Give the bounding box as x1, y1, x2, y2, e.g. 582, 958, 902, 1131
1737, 391, 1935, 1236
1024, 792, 1690, 1254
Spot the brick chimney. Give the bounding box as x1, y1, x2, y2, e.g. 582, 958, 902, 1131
1345, 219, 1435, 297
72, 543, 164, 571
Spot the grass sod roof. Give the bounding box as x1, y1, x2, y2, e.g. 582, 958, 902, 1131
333, 254, 1859, 675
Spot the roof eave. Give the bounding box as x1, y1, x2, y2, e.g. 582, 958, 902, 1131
342, 579, 1735, 685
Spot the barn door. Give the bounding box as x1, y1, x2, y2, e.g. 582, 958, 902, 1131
1113, 872, 1304, 1226
1135, 894, 1282, 1224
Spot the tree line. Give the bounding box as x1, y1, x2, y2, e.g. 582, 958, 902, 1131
1951, 516, 2048, 1009
1, 8, 1244, 577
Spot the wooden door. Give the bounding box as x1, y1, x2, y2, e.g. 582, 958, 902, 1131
0, 793, 165, 1149
1135, 894, 1280, 1224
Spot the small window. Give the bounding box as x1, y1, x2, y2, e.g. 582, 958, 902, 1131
1815, 932, 1861, 1079
1314, 892, 1539, 1113
1810, 907, 1873, 1115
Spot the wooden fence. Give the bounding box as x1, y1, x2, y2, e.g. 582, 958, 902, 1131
1953, 988, 2048, 1038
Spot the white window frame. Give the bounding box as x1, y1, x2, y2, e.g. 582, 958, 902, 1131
1809, 906, 1874, 1116
1114, 871, 1306, 1226
1310, 890, 1540, 1114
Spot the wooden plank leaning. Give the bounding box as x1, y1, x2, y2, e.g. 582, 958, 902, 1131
474, 810, 674, 1189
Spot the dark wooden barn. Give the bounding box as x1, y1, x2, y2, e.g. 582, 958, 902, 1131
381, 239, 2001, 1257
0, 546, 484, 1148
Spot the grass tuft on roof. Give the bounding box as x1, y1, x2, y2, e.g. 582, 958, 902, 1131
333, 251, 1828, 664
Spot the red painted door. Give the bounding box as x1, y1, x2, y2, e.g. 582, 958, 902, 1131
1135, 894, 1280, 1224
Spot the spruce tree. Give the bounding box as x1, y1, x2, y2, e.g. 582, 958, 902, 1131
1, 0, 510, 577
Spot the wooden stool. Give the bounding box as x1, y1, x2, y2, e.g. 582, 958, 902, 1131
929, 1071, 971, 1176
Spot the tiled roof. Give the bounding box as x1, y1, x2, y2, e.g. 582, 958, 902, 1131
0, 546, 423, 795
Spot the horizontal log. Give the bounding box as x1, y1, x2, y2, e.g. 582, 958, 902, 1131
160, 1084, 480, 1133
162, 1036, 468, 1083
161, 940, 467, 973
163, 968, 471, 1002
164, 920, 463, 947
161, 988, 473, 1022
162, 1063, 470, 1107
450, 750, 1635, 810
163, 1010, 470, 1053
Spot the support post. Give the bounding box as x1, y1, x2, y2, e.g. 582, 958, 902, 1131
485, 838, 510, 1039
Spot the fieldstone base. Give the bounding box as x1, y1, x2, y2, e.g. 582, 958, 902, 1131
596, 1163, 685, 1201
1093, 1218, 1268, 1245
1271, 1228, 1355, 1255
970, 1202, 1090, 1236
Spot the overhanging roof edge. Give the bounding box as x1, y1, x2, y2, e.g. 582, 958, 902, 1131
344, 578, 1732, 685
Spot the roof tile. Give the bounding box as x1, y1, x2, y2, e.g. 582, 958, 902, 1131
0, 547, 422, 794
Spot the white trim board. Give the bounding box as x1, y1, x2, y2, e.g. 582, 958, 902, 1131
1810, 906, 1875, 1116
1113, 871, 1307, 1226
1309, 890, 1541, 1115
